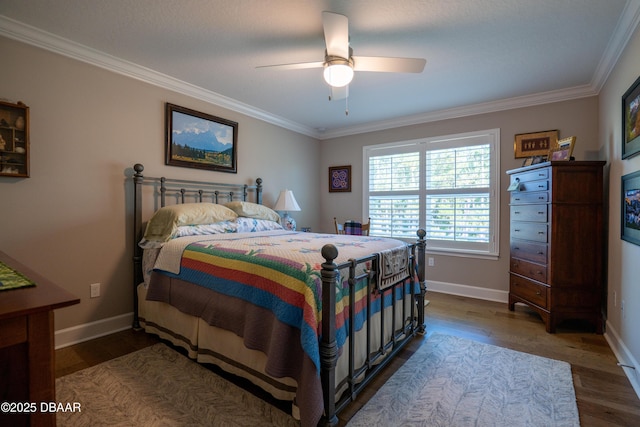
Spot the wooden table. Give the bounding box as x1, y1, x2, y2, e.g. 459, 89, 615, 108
0, 251, 79, 427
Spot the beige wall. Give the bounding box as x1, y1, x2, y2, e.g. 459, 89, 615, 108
320, 97, 600, 295
0, 36, 320, 331
599, 23, 640, 385
2, 24, 638, 386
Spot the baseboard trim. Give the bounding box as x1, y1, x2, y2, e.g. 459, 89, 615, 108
426, 280, 509, 303
54, 312, 133, 350
53, 281, 505, 350
604, 321, 640, 400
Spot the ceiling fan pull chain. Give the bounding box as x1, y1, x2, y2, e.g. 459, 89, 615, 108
345, 97, 349, 116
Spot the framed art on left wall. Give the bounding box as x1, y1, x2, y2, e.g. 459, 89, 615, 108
165, 103, 238, 173
622, 75, 640, 159
622, 170, 640, 246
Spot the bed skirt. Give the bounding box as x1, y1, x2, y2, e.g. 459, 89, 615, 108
137, 282, 412, 415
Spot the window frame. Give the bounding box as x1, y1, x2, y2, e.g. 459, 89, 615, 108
363, 128, 500, 259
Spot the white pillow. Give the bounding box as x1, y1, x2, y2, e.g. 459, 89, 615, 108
237, 217, 284, 232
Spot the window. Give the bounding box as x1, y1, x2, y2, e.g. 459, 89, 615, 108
364, 129, 500, 257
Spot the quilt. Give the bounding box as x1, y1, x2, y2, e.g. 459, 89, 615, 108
150, 230, 413, 372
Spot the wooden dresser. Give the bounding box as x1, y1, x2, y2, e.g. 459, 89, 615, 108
506, 161, 605, 333
0, 251, 79, 426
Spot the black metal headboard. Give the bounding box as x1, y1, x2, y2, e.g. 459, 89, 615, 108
131, 163, 263, 327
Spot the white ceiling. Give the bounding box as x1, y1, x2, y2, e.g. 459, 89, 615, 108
1, 0, 639, 139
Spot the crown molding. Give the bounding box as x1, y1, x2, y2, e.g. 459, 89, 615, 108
0, 15, 318, 138
320, 0, 640, 140
2, 4, 638, 142
591, 0, 640, 91
318, 84, 599, 139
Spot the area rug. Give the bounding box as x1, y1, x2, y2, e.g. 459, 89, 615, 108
347, 333, 580, 427
56, 343, 299, 426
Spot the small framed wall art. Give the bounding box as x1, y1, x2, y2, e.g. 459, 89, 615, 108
514, 130, 558, 158
622, 75, 640, 159
165, 103, 238, 173
621, 170, 640, 246
329, 165, 351, 192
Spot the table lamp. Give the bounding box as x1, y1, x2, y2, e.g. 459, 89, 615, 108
273, 189, 301, 231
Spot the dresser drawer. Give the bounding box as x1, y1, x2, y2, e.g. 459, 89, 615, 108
511, 191, 549, 204
510, 204, 548, 222
510, 168, 549, 185
510, 222, 548, 243
510, 275, 548, 309
510, 257, 548, 282
510, 240, 547, 264
520, 179, 548, 192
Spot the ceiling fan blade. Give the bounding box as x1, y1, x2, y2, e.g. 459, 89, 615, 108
256, 61, 324, 70
329, 85, 348, 101
352, 56, 426, 73
323, 11, 349, 59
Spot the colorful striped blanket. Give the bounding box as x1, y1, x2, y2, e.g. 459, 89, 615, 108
152, 230, 412, 372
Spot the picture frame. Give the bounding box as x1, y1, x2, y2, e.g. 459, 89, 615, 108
622, 75, 640, 159
328, 165, 351, 192
549, 147, 571, 161
531, 155, 546, 165
514, 130, 558, 158
165, 103, 237, 173
622, 170, 640, 246
555, 136, 576, 158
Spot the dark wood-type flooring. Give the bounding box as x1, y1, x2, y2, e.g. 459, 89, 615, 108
56, 292, 640, 426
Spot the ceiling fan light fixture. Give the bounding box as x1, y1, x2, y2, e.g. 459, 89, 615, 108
323, 58, 354, 87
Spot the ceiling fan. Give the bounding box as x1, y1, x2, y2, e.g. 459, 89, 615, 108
257, 11, 426, 105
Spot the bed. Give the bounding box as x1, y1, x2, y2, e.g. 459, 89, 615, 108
131, 163, 427, 427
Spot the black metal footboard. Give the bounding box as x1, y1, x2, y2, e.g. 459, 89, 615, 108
319, 230, 427, 426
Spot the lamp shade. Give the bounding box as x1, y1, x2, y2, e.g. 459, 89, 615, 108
273, 189, 301, 212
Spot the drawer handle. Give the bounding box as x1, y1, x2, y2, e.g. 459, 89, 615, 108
537, 251, 544, 255
538, 231, 544, 234
514, 211, 521, 214
538, 196, 545, 200
514, 197, 521, 201
538, 185, 545, 189
514, 229, 521, 232
538, 211, 544, 215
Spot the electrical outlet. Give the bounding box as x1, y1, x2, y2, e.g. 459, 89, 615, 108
428, 257, 434, 267
90, 283, 100, 298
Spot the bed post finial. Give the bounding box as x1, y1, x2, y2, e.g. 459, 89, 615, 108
132, 163, 145, 329
255, 178, 263, 205
319, 243, 339, 427
134, 163, 144, 176
415, 228, 427, 334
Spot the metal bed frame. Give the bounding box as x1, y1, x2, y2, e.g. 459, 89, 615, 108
131, 163, 427, 426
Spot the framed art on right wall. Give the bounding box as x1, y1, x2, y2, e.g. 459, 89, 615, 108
622, 170, 640, 246
622, 75, 640, 159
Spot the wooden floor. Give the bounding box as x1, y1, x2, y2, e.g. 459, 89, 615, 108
55, 291, 640, 426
